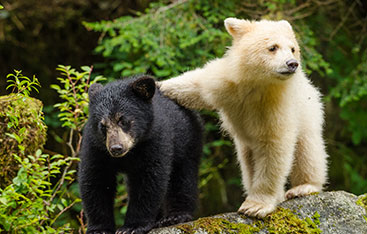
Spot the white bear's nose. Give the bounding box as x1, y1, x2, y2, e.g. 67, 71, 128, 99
286, 59, 299, 73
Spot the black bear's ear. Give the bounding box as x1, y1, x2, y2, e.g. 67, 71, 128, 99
131, 76, 156, 100
89, 83, 103, 100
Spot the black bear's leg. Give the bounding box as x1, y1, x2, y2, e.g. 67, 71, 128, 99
79, 160, 117, 234
155, 206, 165, 223
116, 166, 169, 234
157, 159, 199, 228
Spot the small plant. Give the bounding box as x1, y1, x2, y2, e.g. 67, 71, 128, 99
52, 65, 106, 131
0, 151, 79, 233
6, 70, 40, 97
52, 65, 106, 157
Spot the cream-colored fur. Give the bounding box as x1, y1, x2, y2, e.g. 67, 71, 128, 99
159, 18, 328, 218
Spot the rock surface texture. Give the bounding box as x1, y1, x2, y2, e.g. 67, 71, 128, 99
150, 191, 367, 234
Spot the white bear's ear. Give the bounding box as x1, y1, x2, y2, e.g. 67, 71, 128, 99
224, 18, 253, 38
279, 20, 292, 30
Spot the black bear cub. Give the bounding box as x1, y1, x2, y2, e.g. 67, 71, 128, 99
78, 75, 203, 234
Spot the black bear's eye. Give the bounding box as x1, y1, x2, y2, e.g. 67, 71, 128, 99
118, 117, 131, 130
269, 45, 278, 52
99, 122, 107, 134
291, 47, 295, 53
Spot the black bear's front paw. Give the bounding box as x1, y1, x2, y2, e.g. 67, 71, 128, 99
156, 213, 193, 228
115, 223, 154, 234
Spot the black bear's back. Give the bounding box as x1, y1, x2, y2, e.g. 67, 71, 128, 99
151, 88, 203, 161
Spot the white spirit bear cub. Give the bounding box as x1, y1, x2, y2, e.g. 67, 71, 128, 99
159, 18, 328, 218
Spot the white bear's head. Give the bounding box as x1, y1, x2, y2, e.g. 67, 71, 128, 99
224, 18, 301, 82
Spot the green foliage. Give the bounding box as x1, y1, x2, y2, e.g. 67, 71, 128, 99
84, 0, 332, 81
295, 23, 333, 77
0, 72, 79, 232
83, 0, 238, 79
0, 150, 79, 233
6, 70, 40, 97
344, 153, 367, 195
330, 51, 367, 145
114, 175, 128, 227
52, 65, 106, 130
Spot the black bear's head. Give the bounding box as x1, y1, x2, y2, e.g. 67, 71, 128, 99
88, 75, 156, 157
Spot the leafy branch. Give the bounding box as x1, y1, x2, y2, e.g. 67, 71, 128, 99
5, 70, 40, 98
52, 65, 106, 157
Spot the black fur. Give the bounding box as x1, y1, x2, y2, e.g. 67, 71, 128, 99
78, 75, 203, 234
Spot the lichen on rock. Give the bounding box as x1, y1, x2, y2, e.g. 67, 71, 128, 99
0, 95, 47, 188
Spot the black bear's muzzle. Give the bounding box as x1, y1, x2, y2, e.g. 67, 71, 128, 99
109, 144, 126, 157
106, 125, 135, 158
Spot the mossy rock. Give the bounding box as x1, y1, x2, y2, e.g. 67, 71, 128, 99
150, 191, 367, 234
357, 194, 367, 222
0, 95, 47, 188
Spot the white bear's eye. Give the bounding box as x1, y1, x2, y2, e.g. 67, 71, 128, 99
269, 45, 278, 52
291, 47, 295, 53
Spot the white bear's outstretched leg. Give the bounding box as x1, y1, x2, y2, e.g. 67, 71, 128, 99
238, 139, 295, 218
285, 132, 328, 199
158, 69, 214, 110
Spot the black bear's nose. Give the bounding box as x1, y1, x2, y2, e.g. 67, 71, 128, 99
286, 59, 299, 73
110, 144, 124, 156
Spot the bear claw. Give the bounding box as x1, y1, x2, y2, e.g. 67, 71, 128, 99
115, 223, 155, 234
156, 213, 193, 228
238, 199, 276, 218
285, 184, 321, 200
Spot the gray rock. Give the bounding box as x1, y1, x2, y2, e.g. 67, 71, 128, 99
149, 191, 367, 234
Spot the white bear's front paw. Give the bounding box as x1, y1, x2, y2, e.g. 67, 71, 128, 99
285, 184, 321, 200
237, 199, 276, 218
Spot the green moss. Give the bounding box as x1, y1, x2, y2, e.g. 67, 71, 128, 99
0, 95, 47, 188
177, 208, 322, 234
177, 217, 262, 234
312, 211, 321, 225
357, 194, 367, 211
357, 194, 367, 222
264, 208, 321, 234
